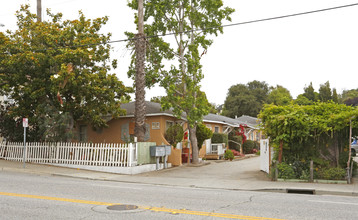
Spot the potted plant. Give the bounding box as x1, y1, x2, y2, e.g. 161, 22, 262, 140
224, 149, 234, 161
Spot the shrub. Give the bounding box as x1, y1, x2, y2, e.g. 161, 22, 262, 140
291, 161, 309, 179
228, 132, 242, 152
231, 149, 243, 156
196, 123, 213, 149
317, 167, 346, 180
224, 149, 234, 160
242, 140, 259, 154
212, 133, 228, 145
277, 162, 296, 179
164, 124, 184, 148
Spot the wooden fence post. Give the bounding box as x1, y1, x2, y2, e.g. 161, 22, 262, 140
310, 160, 314, 183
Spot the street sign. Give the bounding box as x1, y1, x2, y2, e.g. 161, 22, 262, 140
23, 118, 28, 127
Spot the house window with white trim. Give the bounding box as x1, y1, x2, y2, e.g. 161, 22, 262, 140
214, 126, 219, 133
152, 122, 160, 130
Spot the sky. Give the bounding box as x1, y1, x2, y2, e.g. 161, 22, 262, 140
1, 0, 358, 105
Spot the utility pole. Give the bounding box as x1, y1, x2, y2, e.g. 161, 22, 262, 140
134, 0, 146, 142
37, 0, 42, 22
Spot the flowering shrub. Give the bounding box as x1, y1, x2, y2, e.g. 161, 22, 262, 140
230, 149, 244, 157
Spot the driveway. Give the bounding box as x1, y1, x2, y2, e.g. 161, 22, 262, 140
135, 156, 270, 189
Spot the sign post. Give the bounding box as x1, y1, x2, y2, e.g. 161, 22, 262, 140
23, 118, 28, 168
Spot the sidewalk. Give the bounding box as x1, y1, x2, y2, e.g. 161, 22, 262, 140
1, 156, 358, 197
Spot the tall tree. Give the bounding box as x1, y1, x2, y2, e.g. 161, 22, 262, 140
267, 85, 292, 106
0, 6, 129, 141
127, 0, 234, 164
134, 0, 147, 142
303, 82, 318, 102
223, 81, 269, 117
318, 81, 332, 102
332, 88, 339, 103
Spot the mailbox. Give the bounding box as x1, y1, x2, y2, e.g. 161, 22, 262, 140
150, 145, 172, 170
150, 145, 171, 157
165, 145, 171, 155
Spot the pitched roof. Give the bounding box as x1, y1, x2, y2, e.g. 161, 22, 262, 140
203, 113, 239, 126
235, 115, 261, 128
120, 101, 176, 117
120, 101, 239, 127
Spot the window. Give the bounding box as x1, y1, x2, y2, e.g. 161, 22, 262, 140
152, 122, 160, 130
166, 121, 174, 131
211, 144, 218, 154
79, 125, 87, 142
214, 126, 219, 133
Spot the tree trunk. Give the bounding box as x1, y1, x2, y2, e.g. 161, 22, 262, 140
189, 124, 199, 164
134, 0, 146, 142
240, 140, 243, 155
37, 0, 42, 22
278, 140, 283, 163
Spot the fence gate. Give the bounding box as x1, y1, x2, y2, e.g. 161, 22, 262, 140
260, 139, 271, 173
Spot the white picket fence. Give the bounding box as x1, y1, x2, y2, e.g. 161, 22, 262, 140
0, 142, 137, 167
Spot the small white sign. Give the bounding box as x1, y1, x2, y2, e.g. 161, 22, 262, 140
23, 118, 28, 128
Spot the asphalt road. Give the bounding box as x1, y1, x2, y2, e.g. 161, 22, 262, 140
1, 171, 358, 220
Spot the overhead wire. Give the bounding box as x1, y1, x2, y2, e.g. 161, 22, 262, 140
2, 2, 358, 53
96, 2, 358, 45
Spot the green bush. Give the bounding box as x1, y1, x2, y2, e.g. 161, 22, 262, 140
224, 149, 234, 160
196, 123, 213, 149
291, 161, 309, 179
317, 167, 346, 180
164, 124, 184, 148
277, 162, 296, 179
212, 133, 228, 145
228, 132, 242, 152
242, 140, 259, 154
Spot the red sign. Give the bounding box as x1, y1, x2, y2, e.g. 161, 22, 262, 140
184, 130, 188, 140
23, 118, 28, 128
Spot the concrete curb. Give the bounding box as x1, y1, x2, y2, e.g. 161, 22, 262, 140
47, 172, 358, 197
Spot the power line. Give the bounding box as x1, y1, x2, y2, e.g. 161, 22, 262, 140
114, 2, 358, 43
3, 2, 358, 53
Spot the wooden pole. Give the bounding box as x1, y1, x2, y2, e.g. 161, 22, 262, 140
278, 140, 283, 163
134, 0, 146, 141
309, 160, 313, 182
37, 0, 42, 22
347, 118, 353, 184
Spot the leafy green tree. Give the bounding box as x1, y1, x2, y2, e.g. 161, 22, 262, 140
196, 123, 213, 149
332, 88, 339, 103
0, 6, 129, 141
248, 80, 269, 104
259, 102, 358, 165
127, 0, 234, 164
303, 82, 318, 102
294, 94, 313, 105
223, 81, 269, 117
164, 124, 184, 148
208, 103, 219, 114
318, 81, 332, 102
341, 89, 358, 106
150, 96, 163, 104
267, 85, 292, 106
